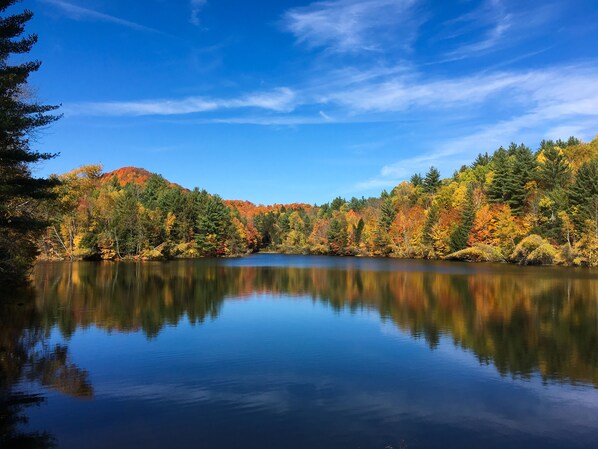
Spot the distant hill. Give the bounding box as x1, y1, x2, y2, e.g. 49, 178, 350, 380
225, 200, 316, 218
102, 166, 186, 190
102, 167, 312, 214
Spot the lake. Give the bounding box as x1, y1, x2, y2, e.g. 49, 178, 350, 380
2, 254, 598, 449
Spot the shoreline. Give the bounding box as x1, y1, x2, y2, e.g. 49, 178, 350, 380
35, 248, 596, 269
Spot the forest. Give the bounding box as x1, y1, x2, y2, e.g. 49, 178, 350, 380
39, 135, 598, 267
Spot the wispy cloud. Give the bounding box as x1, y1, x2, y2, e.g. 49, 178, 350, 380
352, 64, 598, 191
190, 0, 207, 26
323, 71, 529, 112
435, 0, 555, 62
66, 88, 297, 116
282, 0, 420, 53
43, 0, 161, 33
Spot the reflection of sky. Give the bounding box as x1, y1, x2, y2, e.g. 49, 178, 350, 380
31, 295, 598, 449
222, 254, 598, 278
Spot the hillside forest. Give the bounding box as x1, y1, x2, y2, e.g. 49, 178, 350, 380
39, 136, 598, 267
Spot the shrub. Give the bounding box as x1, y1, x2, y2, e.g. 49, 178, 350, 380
445, 244, 504, 263
525, 243, 557, 265
510, 235, 558, 265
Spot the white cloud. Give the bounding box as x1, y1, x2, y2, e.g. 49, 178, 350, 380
43, 0, 161, 33
351, 64, 598, 191
283, 0, 420, 53
66, 88, 296, 116
190, 0, 207, 26
324, 71, 529, 112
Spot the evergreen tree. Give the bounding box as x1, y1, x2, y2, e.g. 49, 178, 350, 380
508, 144, 536, 214
379, 196, 396, 230
538, 146, 572, 191
327, 216, 347, 254
569, 158, 598, 234
471, 152, 491, 168
449, 186, 475, 252
488, 147, 510, 203
330, 196, 346, 211
422, 204, 439, 247
0, 1, 61, 286
348, 196, 367, 211
423, 166, 441, 193
410, 173, 423, 186
195, 195, 232, 256
354, 218, 364, 245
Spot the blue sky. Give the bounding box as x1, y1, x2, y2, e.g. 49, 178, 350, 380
20, 0, 598, 204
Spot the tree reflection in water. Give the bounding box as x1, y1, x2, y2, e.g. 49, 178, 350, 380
31, 259, 598, 387
0, 288, 92, 448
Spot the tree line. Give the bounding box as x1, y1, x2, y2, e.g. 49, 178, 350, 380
40, 135, 598, 267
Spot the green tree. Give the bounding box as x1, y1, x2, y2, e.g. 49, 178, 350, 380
471, 152, 491, 168
423, 166, 441, 193
410, 173, 423, 187
569, 158, 598, 235
0, 0, 60, 286
508, 144, 536, 214
354, 218, 364, 245
449, 185, 475, 252
422, 203, 439, 248
488, 147, 510, 203
195, 195, 232, 256
488, 145, 535, 214
327, 216, 347, 254
538, 145, 572, 191
379, 196, 396, 230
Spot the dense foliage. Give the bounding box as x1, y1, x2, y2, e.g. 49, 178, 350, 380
0, 0, 60, 286
42, 136, 598, 266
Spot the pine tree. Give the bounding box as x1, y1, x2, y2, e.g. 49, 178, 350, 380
379, 196, 396, 230
569, 158, 598, 235
508, 144, 536, 214
327, 216, 347, 254
353, 218, 364, 245
410, 173, 423, 186
471, 152, 491, 168
488, 147, 510, 203
423, 166, 441, 193
449, 186, 475, 252
538, 146, 572, 191
422, 204, 439, 248
195, 195, 232, 256
1, 0, 61, 286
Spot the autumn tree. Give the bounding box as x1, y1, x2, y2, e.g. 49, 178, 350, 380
0, 0, 61, 286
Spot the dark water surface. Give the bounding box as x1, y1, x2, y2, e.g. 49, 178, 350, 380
2, 255, 598, 448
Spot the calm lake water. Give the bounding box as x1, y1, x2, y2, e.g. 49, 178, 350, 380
2, 255, 598, 449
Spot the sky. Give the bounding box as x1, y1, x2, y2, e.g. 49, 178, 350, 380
16, 0, 598, 204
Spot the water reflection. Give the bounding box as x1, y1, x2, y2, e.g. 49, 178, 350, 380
30, 257, 598, 387
0, 289, 92, 448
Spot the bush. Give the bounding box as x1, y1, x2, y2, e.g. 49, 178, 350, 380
511, 235, 548, 264
445, 244, 504, 263
525, 243, 557, 265
511, 235, 557, 265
